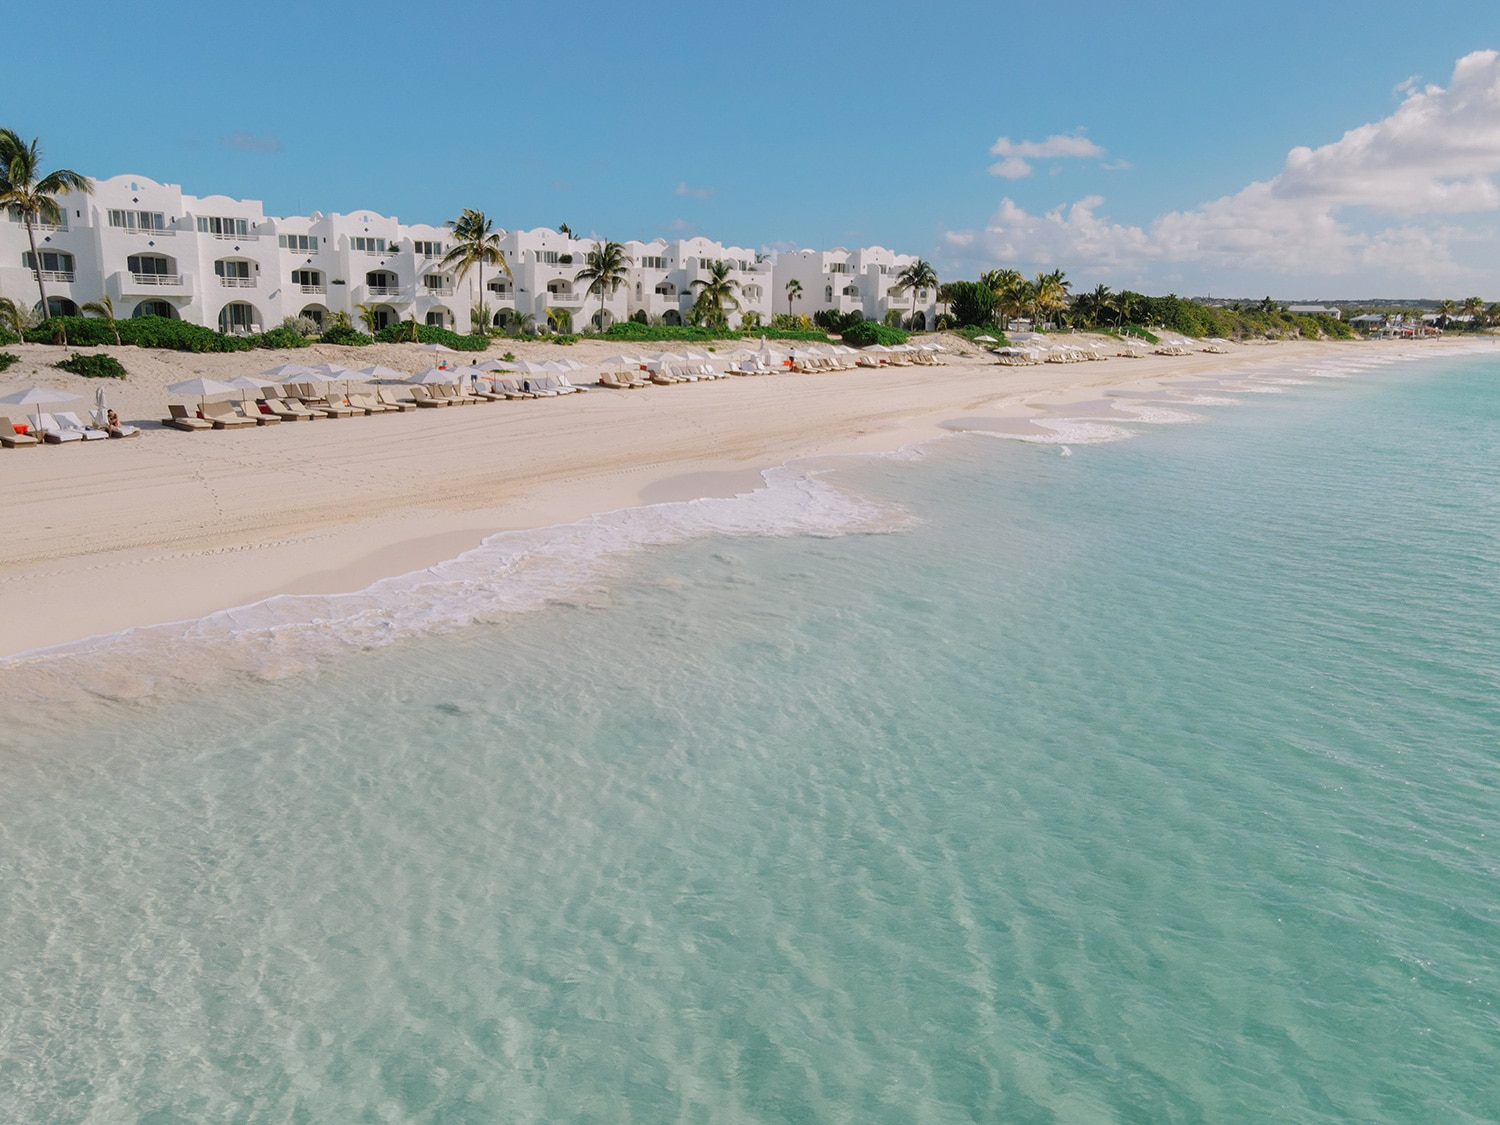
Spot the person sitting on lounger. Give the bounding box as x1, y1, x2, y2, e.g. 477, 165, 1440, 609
106, 409, 123, 437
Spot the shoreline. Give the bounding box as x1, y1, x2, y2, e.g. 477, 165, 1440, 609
0, 335, 1470, 661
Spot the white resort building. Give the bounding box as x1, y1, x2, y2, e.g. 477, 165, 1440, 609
1, 173, 932, 333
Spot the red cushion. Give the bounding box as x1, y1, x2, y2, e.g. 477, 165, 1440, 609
12, 423, 25, 435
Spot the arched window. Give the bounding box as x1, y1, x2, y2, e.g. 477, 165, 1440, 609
825, 285, 833, 302
218, 302, 258, 334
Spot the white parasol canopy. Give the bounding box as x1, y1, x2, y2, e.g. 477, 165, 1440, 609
407, 367, 457, 384
415, 343, 458, 354
0, 385, 81, 406
356, 364, 410, 382
165, 377, 237, 410
260, 363, 318, 379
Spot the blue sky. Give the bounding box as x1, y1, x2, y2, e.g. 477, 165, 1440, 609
10, 0, 1500, 297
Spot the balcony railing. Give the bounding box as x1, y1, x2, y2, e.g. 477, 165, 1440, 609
653, 290, 680, 301
362, 248, 389, 255
10, 216, 67, 232
114, 225, 175, 236
365, 285, 402, 298
33, 270, 76, 283
299, 284, 326, 295
208, 230, 259, 240
218, 276, 256, 288
545, 291, 583, 304
422, 286, 454, 297
134, 272, 184, 286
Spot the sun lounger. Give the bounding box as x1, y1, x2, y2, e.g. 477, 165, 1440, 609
376, 387, 418, 411
259, 396, 315, 420
408, 385, 449, 408
52, 411, 111, 440
87, 408, 140, 437
199, 401, 259, 429
437, 382, 484, 405
27, 412, 84, 443
162, 404, 212, 431
0, 416, 39, 447
598, 371, 632, 389
314, 394, 357, 418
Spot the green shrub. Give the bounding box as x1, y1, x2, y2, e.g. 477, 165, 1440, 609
840, 321, 907, 347
319, 323, 373, 346
250, 326, 313, 349
953, 325, 1010, 347
374, 323, 489, 351
56, 351, 126, 378
945, 281, 999, 328
629, 309, 649, 325
813, 308, 865, 334
120, 316, 251, 352
0, 352, 17, 372
0, 328, 16, 346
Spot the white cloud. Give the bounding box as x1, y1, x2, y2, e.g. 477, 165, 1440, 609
674, 181, 713, 199
220, 130, 282, 154
948, 51, 1500, 293
987, 131, 1105, 179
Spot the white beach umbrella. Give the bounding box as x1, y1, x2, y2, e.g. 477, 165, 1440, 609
1, 385, 81, 409
415, 343, 458, 354
407, 367, 456, 384
225, 374, 281, 400
165, 376, 238, 411
356, 364, 410, 382
974, 335, 997, 343
472, 358, 517, 371
513, 360, 552, 374
601, 354, 645, 366
260, 363, 318, 379
863, 344, 891, 353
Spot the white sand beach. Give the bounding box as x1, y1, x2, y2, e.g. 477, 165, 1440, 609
0, 333, 1439, 658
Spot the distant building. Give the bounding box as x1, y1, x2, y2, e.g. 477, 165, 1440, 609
1287, 304, 1341, 319
1, 172, 920, 334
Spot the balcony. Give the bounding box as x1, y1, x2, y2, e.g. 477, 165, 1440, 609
115, 225, 175, 236
9, 216, 67, 232
421, 286, 454, 297
545, 290, 584, 305
219, 276, 256, 288
366, 285, 403, 298
33, 270, 76, 284
209, 231, 259, 241
299, 284, 326, 295
361, 247, 389, 255
107, 270, 193, 299
353, 284, 413, 305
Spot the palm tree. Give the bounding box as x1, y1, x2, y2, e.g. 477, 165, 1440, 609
1462, 296, 1483, 326
0, 129, 93, 317
502, 309, 536, 336
936, 282, 957, 324
996, 277, 1031, 332
784, 278, 803, 320
439, 209, 509, 336
558, 222, 574, 238
80, 294, 121, 345
546, 307, 571, 333
690, 259, 741, 328
1030, 270, 1070, 328
1486, 302, 1500, 328
894, 259, 938, 330
356, 303, 382, 336
1436, 299, 1455, 329
1077, 283, 1115, 328
574, 240, 632, 333
0, 296, 28, 343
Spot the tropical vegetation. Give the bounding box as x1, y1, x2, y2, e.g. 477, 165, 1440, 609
892, 259, 938, 329
0, 128, 92, 317
575, 241, 632, 333
688, 260, 741, 328
439, 209, 509, 336
55, 351, 126, 378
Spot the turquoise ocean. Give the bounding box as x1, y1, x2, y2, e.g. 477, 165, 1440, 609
2, 347, 1498, 1121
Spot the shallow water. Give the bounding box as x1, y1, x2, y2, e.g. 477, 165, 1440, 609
3, 348, 1499, 1121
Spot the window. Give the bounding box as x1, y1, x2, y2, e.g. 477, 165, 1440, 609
108, 209, 165, 231
842, 285, 859, 297
425, 311, 446, 327
828, 263, 850, 274
218, 302, 256, 332
292, 269, 322, 287
539, 251, 559, 264
278, 234, 319, 252
23, 250, 75, 274
197, 216, 250, 237
353, 236, 387, 253
366, 270, 398, 291
414, 240, 443, 257
487, 280, 512, 294
654, 283, 676, 297
547, 282, 569, 294
128, 254, 171, 275
8, 205, 67, 229
641, 255, 666, 269
423, 275, 446, 291
825, 285, 833, 302
214, 260, 252, 279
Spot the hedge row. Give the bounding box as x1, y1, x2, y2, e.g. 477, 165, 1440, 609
839, 321, 908, 347
373, 323, 489, 351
